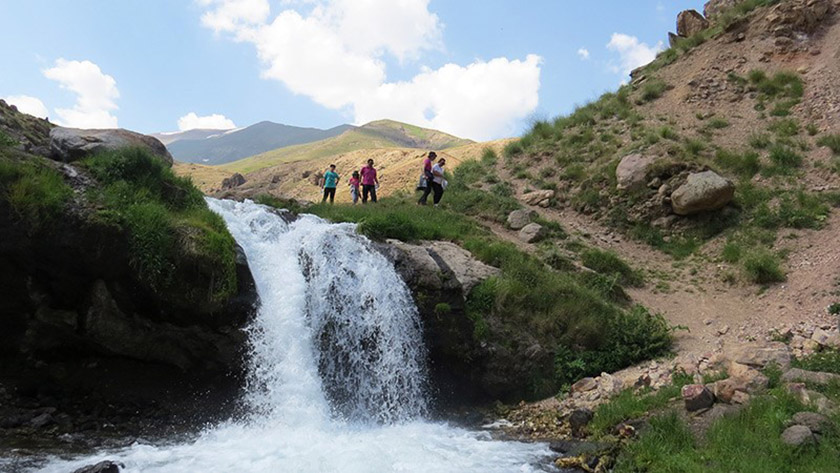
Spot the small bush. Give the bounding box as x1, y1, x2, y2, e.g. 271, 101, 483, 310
684, 139, 705, 156
707, 117, 730, 130
581, 248, 644, 287
748, 133, 771, 149
722, 241, 742, 263
640, 79, 668, 103
742, 249, 785, 284
817, 134, 840, 155
715, 149, 761, 178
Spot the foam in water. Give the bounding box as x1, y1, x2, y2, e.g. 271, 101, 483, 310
25, 199, 552, 473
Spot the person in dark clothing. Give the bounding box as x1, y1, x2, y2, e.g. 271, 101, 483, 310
360, 159, 379, 203
417, 151, 437, 205
431, 157, 446, 206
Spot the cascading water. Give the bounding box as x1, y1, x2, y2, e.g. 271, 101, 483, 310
30, 199, 553, 473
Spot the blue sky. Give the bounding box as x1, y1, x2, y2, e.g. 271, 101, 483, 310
0, 0, 702, 140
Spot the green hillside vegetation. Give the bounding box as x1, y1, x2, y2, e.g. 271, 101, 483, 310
220, 119, 471, 175
257, 149, 672, 397
499, 9, 836, 285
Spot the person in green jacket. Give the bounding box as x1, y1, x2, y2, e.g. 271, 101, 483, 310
322, 164, 339, 203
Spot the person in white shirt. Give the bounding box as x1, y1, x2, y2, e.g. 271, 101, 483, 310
431, 157, 446, 206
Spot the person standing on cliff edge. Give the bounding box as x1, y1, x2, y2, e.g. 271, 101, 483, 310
360, 159, 379, 203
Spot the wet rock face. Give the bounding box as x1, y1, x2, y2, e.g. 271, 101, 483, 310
49, 127, 173, 165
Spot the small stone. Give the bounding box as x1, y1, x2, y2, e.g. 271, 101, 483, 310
506, 209, 532, 230
781, 425, 815, 447
682, 384, 715, 412
518, 223, 547, 243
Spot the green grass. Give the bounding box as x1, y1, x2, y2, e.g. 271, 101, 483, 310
817, 134, 840, 155
581, 248, 644, 287
762, 145, 804, 176
706, 117, 730, 130
640, 79, 668, 103
715, 148, 761, 178
793, 350, 840, 374
749, 133, 772, 150
742, 248, 785, 284
0, 154, 71, 229
615, 390, 840, 473
769, 118, 800, 138
590, 383, 686, 435
82, 148, 237, 301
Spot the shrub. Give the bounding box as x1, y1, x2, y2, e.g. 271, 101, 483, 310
722, 241, 742, 263
715, 149, 761, 178
817, 134, 840, 155
0, 157, 71, 229
748, 133, 771, 149
640, 80, 668, 103
81, 148, 236, 300
581, 248, 644, 287
742, 249, 785, 283
684, 139, 705, 156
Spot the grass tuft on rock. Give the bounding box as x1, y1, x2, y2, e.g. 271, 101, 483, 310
0, 153, 71, 230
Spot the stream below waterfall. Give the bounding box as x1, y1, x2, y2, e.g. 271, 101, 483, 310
25, 199, 554, 473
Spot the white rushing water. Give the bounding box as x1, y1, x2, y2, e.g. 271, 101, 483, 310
32, 199, 553, 473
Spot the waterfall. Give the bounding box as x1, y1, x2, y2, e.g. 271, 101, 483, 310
27, 199, 552, 473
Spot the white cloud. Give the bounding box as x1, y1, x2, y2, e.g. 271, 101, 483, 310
197, 0, 541, 140
606, 33, 663, 77
577, 48, 590, 60
3, 95, 49, 119
43, 59, 119, 128
178, 112, 237, 130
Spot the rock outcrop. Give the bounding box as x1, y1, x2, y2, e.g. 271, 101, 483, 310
704, 0, 744, 20
522, 189, 554, 207
222, 172, 246, 189
677, 10, 710, 38
50, 127, 173, 165
670, 171, 735, 215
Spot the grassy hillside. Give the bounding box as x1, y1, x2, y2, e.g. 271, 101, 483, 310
220, 119, 471, 175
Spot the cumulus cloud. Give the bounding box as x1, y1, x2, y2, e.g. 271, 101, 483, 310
606, 33, 663, 77
3, 95, 49, 119
178, 112, 237, 130
197, 0, 541, 140
577, 48, 590, 60
43, 59, 119, 128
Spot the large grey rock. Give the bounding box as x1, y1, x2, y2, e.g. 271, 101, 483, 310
616, 154, 654, 191
518, 223, 546, 243
682, 384, 715, 411
781, 368, 840, 386
50, 126, 173, 165
384, 240, 500, 294
727, 342, 791, 369
507, 209, 532, 230
781, 425, 815, 446
677, 10, 710, 37
791, 412, 832, 433
671, 171, 735, 215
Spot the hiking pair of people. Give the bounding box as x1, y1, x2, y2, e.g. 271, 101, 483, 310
418, 151, 446, 206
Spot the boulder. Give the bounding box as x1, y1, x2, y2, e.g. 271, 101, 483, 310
781, 425, 815, 446
384, 240, 500, 295
682, 384, 715, 411
49, 127, 173, 165
522, 190, 554, 207
507, 209, 532, 230
727, 342, 791, 369
811, 328, 840, 348
72, 461, 122, 473
222, 173, 246, 189
518, 223, 546, 243
791, 412, 832, 433
671, 171, 735, 215
568, 408, 594, 437
616, 154, 655, 191
677, 10, 710, 37
781, 368, 840, 386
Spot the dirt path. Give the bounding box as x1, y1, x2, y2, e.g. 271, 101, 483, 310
482, 168, 839, 359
